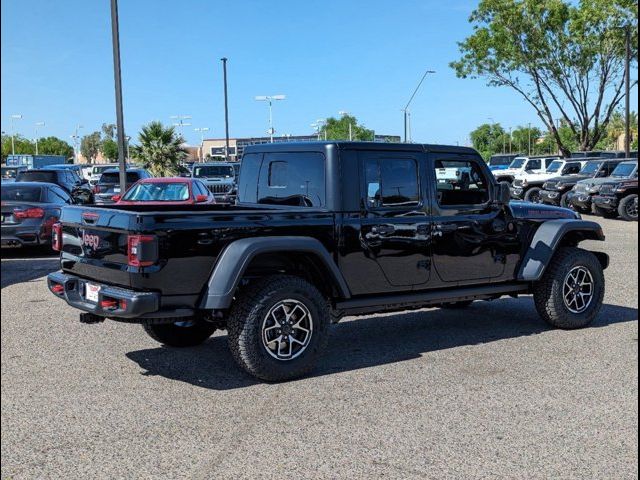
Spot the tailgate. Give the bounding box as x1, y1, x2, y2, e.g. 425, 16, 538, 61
59, 206, 138, 287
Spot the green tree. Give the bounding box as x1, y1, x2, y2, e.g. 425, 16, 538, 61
470, 123, 508, 160
130, 121, 187, 177
511, 125, 543, 155
36, 136, 74, 158
101, 123, 116, 140
100, 139, 119, 162
1, 134, 35, 159
451, 0, 638, 156
321, 115, 374, 141
80, 131, 101, 164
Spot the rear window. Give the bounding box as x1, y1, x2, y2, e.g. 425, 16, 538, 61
488, 156, 513, 167
92, 165, 115, 175
16, 171, 57, 183
2, 167, 21, 179
100, 172, 141, 183
1, 185, 42, 202
123, 182, 190, 202
193, 165, 234, 178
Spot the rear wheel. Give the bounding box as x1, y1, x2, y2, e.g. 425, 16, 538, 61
227, 275, 330, 382
524, 187, 542, 204
142, 319, 217, 347
533, 248, 604, 329
618, 194, 638, 221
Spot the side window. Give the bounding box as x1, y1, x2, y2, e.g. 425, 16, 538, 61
434, 159, 490, 207
528, 159, 541, 170
256, 152, 326, 207
47, 186, 72, 204
604, 163, 617, 175
563, 163, 581, 175
363, 156, 420, 208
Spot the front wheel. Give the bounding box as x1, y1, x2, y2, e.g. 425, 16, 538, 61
524, 187, 542, 204
142, 319, 217, 347
227, 275, 330, 382
533, 247, 604, 329
560, 192, 572, 209
618, 194, 638, 221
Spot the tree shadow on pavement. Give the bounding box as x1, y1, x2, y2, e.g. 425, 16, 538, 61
1, 249, 59, 289
125, 299, 638, 391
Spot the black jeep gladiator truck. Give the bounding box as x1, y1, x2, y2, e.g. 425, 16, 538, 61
593, 177, 638, 221
47, 142, 609, 381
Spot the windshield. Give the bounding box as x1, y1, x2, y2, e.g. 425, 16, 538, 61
123, 182, 190, 202
580, 162, 603, 175
1, 185, 43, 202
99, 172, 141, 184
193, 165, 234, 178
545, 161, 564, 173
489, 156, 512, 167
2, 167, 20, 179
611, 163, 637, 178
509, 158, 526, 169
16, 171, 57, 183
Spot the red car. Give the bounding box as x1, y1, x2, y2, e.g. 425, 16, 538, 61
113, 177, 216, 205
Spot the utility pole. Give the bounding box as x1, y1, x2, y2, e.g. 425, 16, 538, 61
10, 114, 22, 155
339, 111, 353, 141
528, 122, 532, 156
34, 121, 45, 155
110, 0, 127, 194
255, 95, 286, 143
71, 124, 83, 163
402, 69, 435, 143
624, 26, 631, 158
221, 58, 230, 161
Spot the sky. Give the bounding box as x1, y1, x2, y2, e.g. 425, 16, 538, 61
1, 0, 638, 148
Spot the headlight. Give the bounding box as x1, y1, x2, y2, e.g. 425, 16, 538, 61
521, 179, 528, 187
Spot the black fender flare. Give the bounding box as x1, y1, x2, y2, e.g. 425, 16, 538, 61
518, 219, 609, 281
199, 236, 351, 309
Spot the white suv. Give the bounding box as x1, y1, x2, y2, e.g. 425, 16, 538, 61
510, 159, 587, 203
493, 156, 558, 184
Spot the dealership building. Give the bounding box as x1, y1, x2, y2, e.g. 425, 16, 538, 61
200, 134, 401, 162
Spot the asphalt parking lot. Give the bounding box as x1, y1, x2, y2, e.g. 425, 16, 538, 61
1, 215, 637, 479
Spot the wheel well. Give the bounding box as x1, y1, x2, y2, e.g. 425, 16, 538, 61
558, 230, 602, 248
242, 252, 340, 299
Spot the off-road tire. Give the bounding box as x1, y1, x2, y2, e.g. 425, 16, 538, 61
618, 194, 638, 222
560, 192, 572, 209
524, 187, 542, 204
441, 300, 474, 309
142, 319, 217, 347
591, 204, 618, 219
227, 275, 330, 382
533, 247, 604, 329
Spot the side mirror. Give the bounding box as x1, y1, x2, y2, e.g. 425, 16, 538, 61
497, 182, 511, 205
195, 194, 208, 203
111, 194, 121, 202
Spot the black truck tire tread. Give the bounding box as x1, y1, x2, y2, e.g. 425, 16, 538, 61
618, 194, 638, 221
227, 275, 330, 382
524, 187, 542, 203
142, 319, 217, 347
533, 247, 604, 329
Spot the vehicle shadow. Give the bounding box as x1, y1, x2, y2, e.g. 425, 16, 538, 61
1, 248, 59, 289
125, 299, 638, 391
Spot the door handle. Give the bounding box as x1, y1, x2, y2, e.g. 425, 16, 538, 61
371, 224, 395, 236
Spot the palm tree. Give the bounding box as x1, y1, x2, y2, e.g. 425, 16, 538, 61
130, 121, 187, 177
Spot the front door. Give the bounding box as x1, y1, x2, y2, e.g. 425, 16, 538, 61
430, 154, 515, 284
357, 151, 432, 291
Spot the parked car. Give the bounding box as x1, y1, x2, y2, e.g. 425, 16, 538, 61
93, 168, 151, 204
567, 160, 638, 213
487, 153, 522, 171
510, 159, 587, 203
15, 168, 93, 204
593, 177, 638, 221
113, 177, 215, 205
493, 155, 559, 184
539, 159, 625, 208
88, 164, 121, 186
191, 162, 236, 202
1, 182, 73, 249
47, 141, 608, 382
48, 164, 85, 178
1, 166, 28, 183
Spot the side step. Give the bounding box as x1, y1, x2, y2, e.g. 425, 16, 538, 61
335, 283, 529, 315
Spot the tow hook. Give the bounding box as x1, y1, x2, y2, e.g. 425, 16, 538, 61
79, 313, 105, 324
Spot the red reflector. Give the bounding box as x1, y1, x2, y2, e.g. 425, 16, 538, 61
51, 284, 64, 294
127, 235, 156, 267
52, 222, 63, 251
14, 207, 45, 219
100, 299, 118, 309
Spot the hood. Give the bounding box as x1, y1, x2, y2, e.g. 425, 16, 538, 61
546, 174, 590, 185
510, 201, 580, 220
576, 176, 623, 187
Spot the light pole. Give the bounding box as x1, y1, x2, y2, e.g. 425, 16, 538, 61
402, 69, 435, 143
70, 124, 83, 163
10, 114, 22, 155
171, 115, 192, 139
311, 120, 326, 140
509, 127, 513, 153
528, 122, 532, 156
221, 58, 230, 161
194, 127, 210, 161
34, 121, 45, 155
339, 111, 354, 141
624, 26, 631, 158
255, 95, 286, 143
125, 135, 131, 160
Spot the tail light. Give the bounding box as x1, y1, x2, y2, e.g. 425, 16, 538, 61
127, 234, 158, 267
52, 222, 63, 251
51, 283, 65, 295
93, 184, 101, 194
13, 207, 45, 219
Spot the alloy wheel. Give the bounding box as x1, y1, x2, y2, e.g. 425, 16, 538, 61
261, 299, 313, 361
563, 266, 595, 314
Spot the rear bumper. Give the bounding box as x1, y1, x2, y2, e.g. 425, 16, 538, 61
1, 225, 47, 248
47, 271, 192, 320
592, 195, 618, 210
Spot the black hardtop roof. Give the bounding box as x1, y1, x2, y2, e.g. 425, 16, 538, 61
243, 141, 478, 156
2, 181, 50, 188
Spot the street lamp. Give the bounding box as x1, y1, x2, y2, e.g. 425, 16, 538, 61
34, 122, 45, 155
10, 114, 22, 155
171, 115, 192, 139
311, 120, 326, 140
402, 69, 435, 143
339, 111, 354, 141
194, 127, 210, 161
255, 95, 286, 143
528, 122, 532, 156
70, 124, 83, 163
